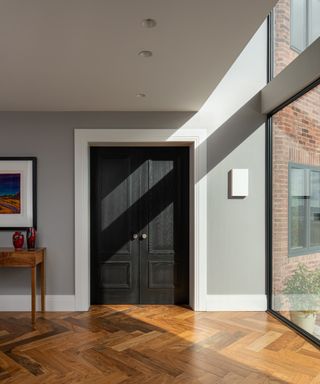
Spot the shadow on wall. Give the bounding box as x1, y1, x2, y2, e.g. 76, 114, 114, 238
197, 92, 266, 181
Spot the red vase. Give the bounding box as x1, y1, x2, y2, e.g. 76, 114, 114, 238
12, 232, 24, 249
27, 227, 36, 249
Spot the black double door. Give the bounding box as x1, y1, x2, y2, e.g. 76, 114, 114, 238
90, 147, 189, 305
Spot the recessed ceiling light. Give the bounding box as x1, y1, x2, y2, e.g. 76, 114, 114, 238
141, 18, 157, 28
136, 93, 146, 98
138, 50, 153, 58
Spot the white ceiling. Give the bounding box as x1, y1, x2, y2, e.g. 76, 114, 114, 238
0, 0, 277, 111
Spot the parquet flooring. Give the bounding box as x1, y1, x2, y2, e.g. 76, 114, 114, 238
0, 305, 319, 383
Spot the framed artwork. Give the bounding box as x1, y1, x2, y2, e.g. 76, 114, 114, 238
0, 157, 37, 230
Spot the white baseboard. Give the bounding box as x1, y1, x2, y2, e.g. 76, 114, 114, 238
0, 295, 76, 312
0, 294, 267, 312
206, 294, 267, 311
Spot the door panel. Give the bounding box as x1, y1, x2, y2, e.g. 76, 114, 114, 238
91, 147, 189, 305
148, 261, 175, 289
91, 148, 140, 304
140, 148, 189, 304
148, 202, 174, 253
148, 160, 174, 253
100, 261, 131, 289
99, 157, 131, 255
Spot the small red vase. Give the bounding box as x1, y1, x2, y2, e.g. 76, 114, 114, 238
27, 227, 36, 249
12, 232, 24, 249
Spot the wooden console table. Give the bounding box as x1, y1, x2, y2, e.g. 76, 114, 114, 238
0, 248, 46, 324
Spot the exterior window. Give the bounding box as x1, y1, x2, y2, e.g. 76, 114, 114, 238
289, 164, 320, 255
271, 0, 320, 345
271, 81, 320, 341
273, 0, 320, 77
291, 0, 320, 53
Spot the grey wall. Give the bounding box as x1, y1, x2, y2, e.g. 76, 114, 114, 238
207, 125, 266, 294
200, 22, 267, 296
0, 111, 194, 295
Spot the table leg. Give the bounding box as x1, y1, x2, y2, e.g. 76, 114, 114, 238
31, 266, 36, 324
40, 260, 46, 312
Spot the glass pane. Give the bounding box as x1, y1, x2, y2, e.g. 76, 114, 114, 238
310, 170, 320, 247
272, 83, 320, 340
291, 0, 307, 52
290, 167, 308, 250
290, 197, 307, 249
309, 0, 320, 45
290, 167, 307, 197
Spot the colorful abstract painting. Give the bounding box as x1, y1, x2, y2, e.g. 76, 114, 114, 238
0, 173, 21, 214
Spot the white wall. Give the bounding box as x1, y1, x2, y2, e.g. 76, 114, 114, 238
181, 22, 267, 132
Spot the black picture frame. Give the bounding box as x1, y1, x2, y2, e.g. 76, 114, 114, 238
0, 157, 37, 230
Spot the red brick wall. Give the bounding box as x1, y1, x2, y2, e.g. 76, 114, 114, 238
272, 0, 320, 300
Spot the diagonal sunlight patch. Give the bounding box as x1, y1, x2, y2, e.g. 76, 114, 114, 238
101, 160, 174, 232
101, 164, 142, 232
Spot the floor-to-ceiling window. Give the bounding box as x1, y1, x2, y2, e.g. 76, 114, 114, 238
270, 83, 320, 343
269, 0, 320, 345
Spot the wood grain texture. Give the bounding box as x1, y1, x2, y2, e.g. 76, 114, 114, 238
0, 248, 46, 325
31, 267, 36, 324
0, 306, 319, 383
0, 248, 46, 267
40, 250, 46, 312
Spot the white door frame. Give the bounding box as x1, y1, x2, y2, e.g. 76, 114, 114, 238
74, 128, 207, 311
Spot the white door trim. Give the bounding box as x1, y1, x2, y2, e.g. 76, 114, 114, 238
74, 128, 207, 311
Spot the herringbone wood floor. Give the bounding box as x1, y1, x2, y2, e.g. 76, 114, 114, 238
0, 306, 319, 383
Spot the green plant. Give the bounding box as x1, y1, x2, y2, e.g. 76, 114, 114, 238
283, 263, 320, 314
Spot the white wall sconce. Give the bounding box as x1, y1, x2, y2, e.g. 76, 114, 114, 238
228, 169, 249, 198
